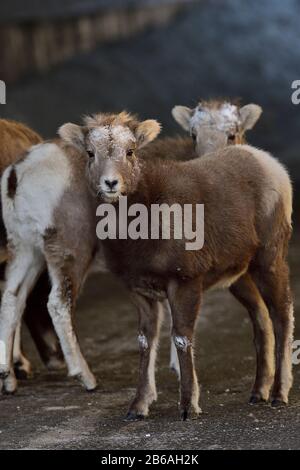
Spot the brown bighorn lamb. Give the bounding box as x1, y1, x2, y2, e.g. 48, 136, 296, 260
62, 111, 292, 420
0, 119, 63, 377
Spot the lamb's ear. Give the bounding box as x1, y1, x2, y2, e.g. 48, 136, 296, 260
58, 123, 86, 150
172, 105, 193, 131
239, 104, 262, 131
135, 120, 161, 148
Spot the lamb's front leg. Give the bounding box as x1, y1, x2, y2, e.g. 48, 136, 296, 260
168, 277, 202, 420
126, 294, 163, 420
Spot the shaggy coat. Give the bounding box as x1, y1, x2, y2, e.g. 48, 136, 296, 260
77, 113, 292, 420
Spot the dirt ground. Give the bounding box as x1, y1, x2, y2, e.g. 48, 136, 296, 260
0, 232, 299, 450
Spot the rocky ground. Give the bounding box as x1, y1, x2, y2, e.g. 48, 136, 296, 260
0, 233, 299, 450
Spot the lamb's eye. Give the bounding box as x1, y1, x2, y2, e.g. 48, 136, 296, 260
87, 150, 94, 159
228, 134, 236, 142
191, 133, 197, 142
127, 149, 134, 157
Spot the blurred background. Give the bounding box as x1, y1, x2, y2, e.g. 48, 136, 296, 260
0, 0, 299, 191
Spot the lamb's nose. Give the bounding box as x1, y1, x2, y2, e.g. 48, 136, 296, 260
105, 179, 118, 191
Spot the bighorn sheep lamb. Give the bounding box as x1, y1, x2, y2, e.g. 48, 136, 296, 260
67, 111, 292, 420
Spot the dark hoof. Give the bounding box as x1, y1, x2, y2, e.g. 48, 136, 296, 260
125, 411, 145, 421
86, 386, 97, 393
74, 373, 97, 392
181, 410, 188, 421
14, 366, 32, 380
249, 395, 266, 405
14, 369, 29, 380
271, 399, 287, 408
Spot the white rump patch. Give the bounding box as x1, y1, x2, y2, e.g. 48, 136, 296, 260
236, 144, 292, 224
1, 143, 71, 250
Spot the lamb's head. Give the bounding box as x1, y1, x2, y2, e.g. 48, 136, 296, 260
172, 100, 262, 156
59, 112, 161, 202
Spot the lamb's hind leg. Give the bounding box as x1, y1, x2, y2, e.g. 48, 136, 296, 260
252, 260, 294, 406
230, 273, 275, 403
24, 271, 65, 371
13, 322, 32, 379
126, 294, 163, 420
46, 264, 96, 391
11, 272, 64, 379
0, 248, 44, 394
164, 300, 180, 378
0, 264, 32, 380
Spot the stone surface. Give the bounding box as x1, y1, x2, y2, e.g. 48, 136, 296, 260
0, 236, 299, 450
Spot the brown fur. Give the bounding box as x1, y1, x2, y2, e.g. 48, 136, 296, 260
87, 113, 292, 418
140, 136, 196, 161
0, 119, 42, 174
